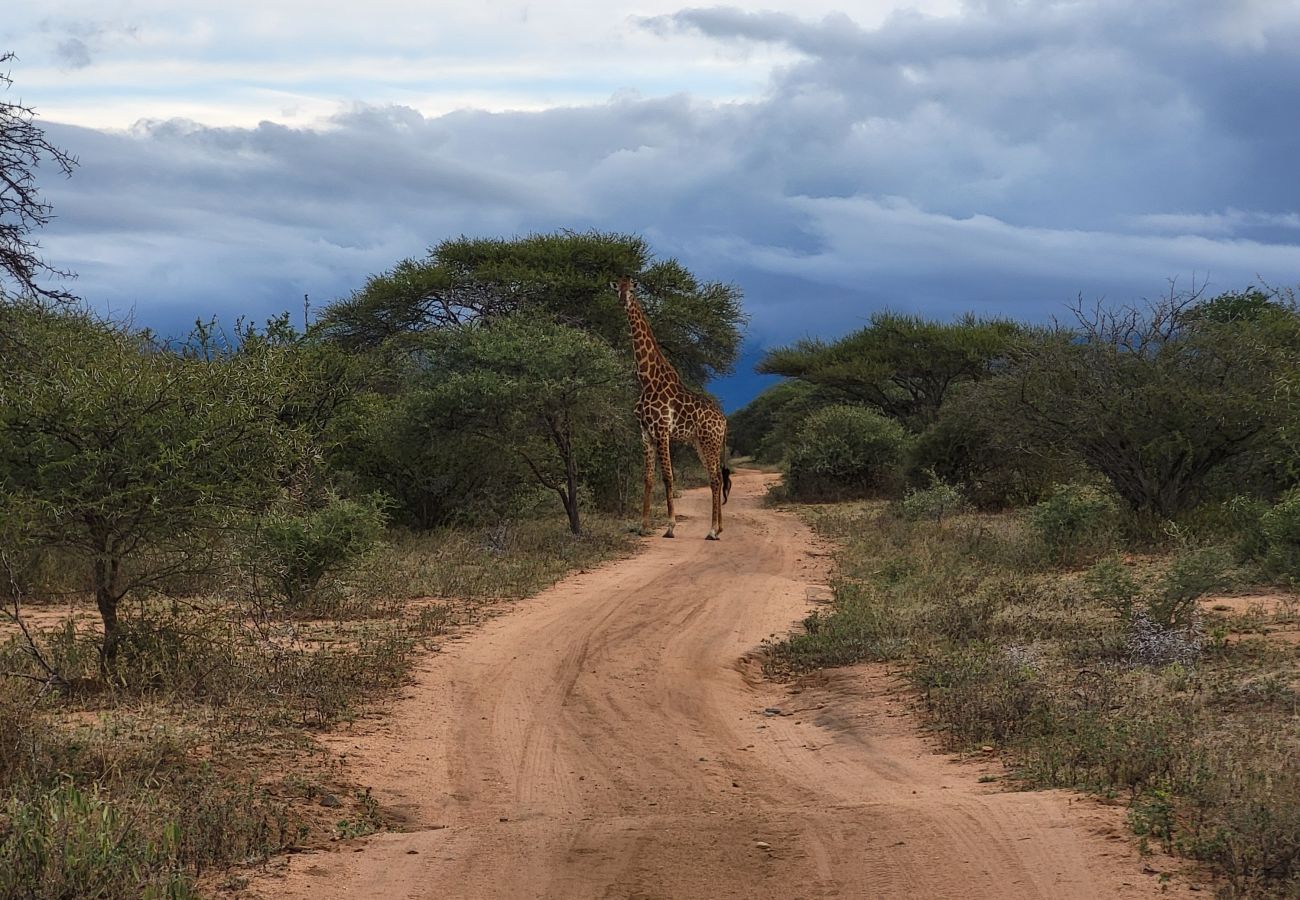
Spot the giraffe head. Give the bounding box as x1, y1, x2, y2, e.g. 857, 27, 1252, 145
616, 276, 654, 343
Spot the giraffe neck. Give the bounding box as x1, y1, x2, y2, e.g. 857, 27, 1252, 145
618, 280, 679, 392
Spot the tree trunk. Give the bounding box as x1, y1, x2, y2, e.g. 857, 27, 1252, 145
559, 450, 579, 533
92, 543, 123, 670
547, 413, 582, 536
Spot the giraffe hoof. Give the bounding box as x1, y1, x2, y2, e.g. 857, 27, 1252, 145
663, 529, 675, 538
706, 532, 719, 541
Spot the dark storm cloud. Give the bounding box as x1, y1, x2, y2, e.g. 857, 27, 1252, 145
34, 0, 1300, 409
652, 1, 1300, 221
39, 110, 573, 324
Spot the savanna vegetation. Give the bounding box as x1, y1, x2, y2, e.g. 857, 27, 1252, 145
0, 60, 746, 897
7, 44, 1299, 898
739, 286, 1300, 897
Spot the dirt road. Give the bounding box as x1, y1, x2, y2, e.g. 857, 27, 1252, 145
257, 470, 1185, 899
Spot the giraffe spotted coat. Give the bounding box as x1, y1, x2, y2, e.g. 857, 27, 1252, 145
617, 277, 730, 539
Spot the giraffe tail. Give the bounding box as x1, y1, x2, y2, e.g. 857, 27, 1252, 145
721, 425, 732, 504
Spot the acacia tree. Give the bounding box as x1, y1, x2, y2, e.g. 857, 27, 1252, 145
758, 312, 1021, 427
0, 52, 76, 303
420, 317, 635, 535
1012, 288, 1300, 519
0, 307, 310, 666
320, 230, 745, 387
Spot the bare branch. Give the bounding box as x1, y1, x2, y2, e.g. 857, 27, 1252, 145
0, 51, 79, 303
0, 549, 68, 689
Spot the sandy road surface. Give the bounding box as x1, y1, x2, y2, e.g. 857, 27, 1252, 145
255, 470, 1186, 900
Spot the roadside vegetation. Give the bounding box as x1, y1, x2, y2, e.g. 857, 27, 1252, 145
738, 286, 1300, 898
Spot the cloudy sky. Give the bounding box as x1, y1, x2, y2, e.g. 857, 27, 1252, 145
7, 0, 1300, 408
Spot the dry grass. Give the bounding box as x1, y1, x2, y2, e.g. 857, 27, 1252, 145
372, 514, 633, 604
769, 501, 1300, 898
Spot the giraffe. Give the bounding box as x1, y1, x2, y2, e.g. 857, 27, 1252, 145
616, 276, 731, 540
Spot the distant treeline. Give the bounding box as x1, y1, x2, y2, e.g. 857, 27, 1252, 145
733, 284, 1300, 530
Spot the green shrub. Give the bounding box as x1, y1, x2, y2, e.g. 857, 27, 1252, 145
1029, 484, 1118, 564
581, 426, 643, 515
907, 387, 1073, 510
786, 405, 910, 501
1261, 489, 1300, 578
327, 391, 522, 529
1084, 547, 1229, 631
900, 476, 969, 523
1178, 495, 1269, 562
1084, 556, 1141, 621
251, 494, 388, 607
728, 380, 831, 464
1150, 546, 1231, 628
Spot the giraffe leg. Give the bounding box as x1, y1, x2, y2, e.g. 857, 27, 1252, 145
640, 434, 656, 535
711, 465, 723, 540
694, 440, 723, 540
656, 438, 676, 537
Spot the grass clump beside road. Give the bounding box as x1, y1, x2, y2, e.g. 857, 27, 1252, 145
767, 500, 1300, 899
